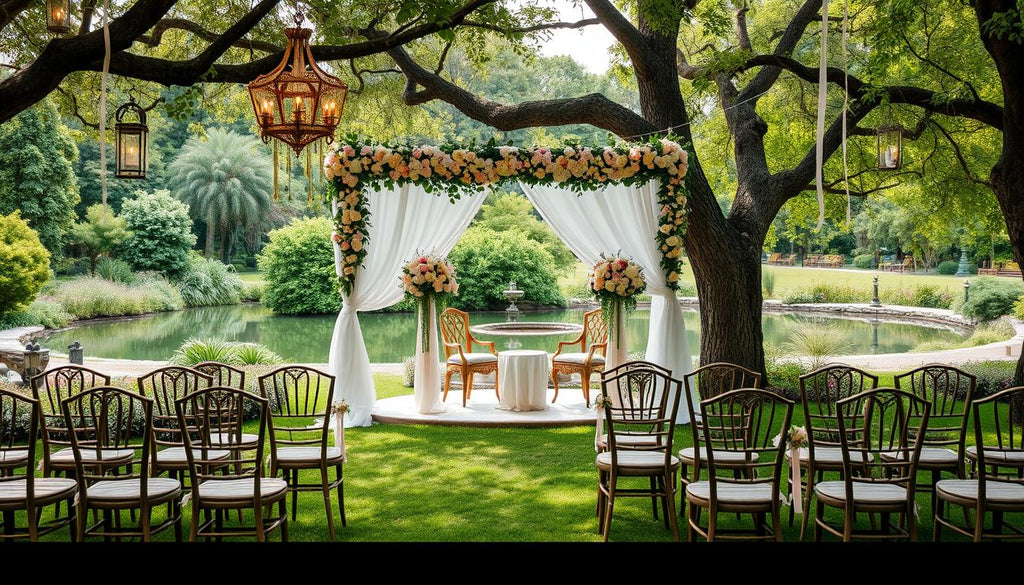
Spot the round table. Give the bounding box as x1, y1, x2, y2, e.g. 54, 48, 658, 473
497, 350, 550, 412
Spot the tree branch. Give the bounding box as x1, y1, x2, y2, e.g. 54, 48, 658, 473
736, 0, 822, 103
137, 18, 281, 53
583, 0, 645, 58
383, 40, 655, 138
460, 17, 601, 34
900, 31, 982, 103
0, 0, 32, 35
741, 54, 1004, 129
931, 118, 994, 188
735, 5, 752, 52
78, 0, 97, 35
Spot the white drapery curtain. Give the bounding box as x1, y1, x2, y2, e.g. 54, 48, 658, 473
329, 184, 486, 426
521, 179, 694, 423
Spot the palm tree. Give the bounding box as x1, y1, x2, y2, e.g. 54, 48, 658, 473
167, 129, 274, 263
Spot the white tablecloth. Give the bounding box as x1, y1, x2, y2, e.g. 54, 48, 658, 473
497, 350, 550, 412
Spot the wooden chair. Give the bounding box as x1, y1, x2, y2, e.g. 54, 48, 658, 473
795, 364, 879, 539
595, 362, 683, 541
176, 386, 288, 542
812, 387, 930, 542
137, 366, 230, 485
30, 365, 117, 479
0, 388, 77, 541
551, 308, 608, 407
685, 388, 794, 541
892, 364, 976, 515
439, 308, 499, 407
934, 386, 1024, 541
891, 256, 914, 273
193, 361, 247, 389
595, 360, 672, 452
781, 254, 796, 266
62, 385, 183, 542
678, 362, 762, 519
766, 253, 781, 264
259, 365, 345, 541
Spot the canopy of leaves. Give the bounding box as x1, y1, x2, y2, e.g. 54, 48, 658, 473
0, 211, 51, 314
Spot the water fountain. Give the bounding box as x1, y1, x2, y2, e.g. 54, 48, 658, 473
470, 279, 584, 351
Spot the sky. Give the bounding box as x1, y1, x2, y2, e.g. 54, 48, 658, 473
535, 3, 616, 74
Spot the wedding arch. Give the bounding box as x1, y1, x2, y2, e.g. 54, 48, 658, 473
323, 138, 692, 427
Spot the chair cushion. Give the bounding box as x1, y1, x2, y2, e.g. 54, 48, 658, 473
814, 480, 908, 504
210, 433, 259, 447
50, 447, 134, 463
936, 479, 1024, 503
0, 449, 28, 464
966, 446, 1024, 465
679, 447, 760, 466
0, 477, 77, 505
86, 477, 181, 503
447, 353, 498, 365
880, 447, 957, 466
686, 481, 775, 505
275, 446, 345, 464
598, 434, 659, 449
798, 447, 873, 465
553, 353, 605, 365
196, 477, 288, 502
596, 451, 679, 471
156, 446, 230, 464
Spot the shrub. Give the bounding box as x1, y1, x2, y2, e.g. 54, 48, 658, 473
853, 254, 874, 270
910, 320, 1015, 352
259, 217, 340, 315
1013, 295, 1024, 321
95, 257, 136, 284
70, 203, 130, 275
402, 356, 415, 387
240, 282, 265, 303
134, 272, 187, 312
448, 226, 566, 310
762, 268, 776, 298
880, 284, 954, 309
0, 211, 50, 314
937, 260, 959, 275
49, 276, 183, 319
958, 277, 1024, 321
117, 190, 197, 277
960, 361, 1018, 399
175, 255, 243, 307
0, 310, 38, 330
171, 338, 282, 366
782, 282, 868, 304
26, 299, 73, 329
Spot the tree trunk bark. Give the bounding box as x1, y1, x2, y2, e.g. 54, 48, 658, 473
219, 224, 229, 264
204, 213, 215, 258
975, 1, 1024, 384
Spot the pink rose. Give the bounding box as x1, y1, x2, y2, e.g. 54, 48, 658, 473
331, 232, 341, 243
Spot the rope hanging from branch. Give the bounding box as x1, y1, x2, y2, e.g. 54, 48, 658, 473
273, 140, 279, 200
98, 0, 111, 206
814, 0, 829, 230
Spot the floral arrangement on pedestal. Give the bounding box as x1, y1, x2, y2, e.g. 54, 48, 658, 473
325, 137, 689, 296
401, 254, 459, 351
588, 254, 647, 349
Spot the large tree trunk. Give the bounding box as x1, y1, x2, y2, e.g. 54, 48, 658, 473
975, 1, 1024, 383
204, 213, 215, 258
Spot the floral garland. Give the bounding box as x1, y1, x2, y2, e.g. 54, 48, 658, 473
324, 138, 690, 297
401, 254, 459, 352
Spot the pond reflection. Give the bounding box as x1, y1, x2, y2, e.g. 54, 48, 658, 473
38, 304, 968, 363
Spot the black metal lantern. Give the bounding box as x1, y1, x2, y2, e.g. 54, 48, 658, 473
114, 96, 148, 179
46, 0, 72, 34
877, 126, 902, 170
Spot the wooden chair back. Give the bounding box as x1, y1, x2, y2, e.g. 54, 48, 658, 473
30, 365, 111, 461
193, 361, 247, 389
137, 366, 213, 456
834, 388, 930, 497
799, 365, 878, 455
969, 387, 1024, 492
175, 386, 269, 486
894, 364, 975, 463
696, 388, 793, 496
439, 308, 471, 356
583, 308, 608, 352
600, 362, 682, 462
0, 387, 37, 476
258, 365, 336, 455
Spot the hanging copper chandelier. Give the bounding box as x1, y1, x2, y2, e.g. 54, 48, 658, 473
248, 12, 347, 155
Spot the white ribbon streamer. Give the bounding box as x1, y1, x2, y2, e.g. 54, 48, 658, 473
842, 0, 850, 228
333, 406, 347, 462
789, 447, 803, 514
815, 0, 830, 230
594, 401, 605, 453
99, 0, 111, 206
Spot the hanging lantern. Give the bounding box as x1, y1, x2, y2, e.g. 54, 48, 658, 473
877, 126, 902, 170
114, 96, 148, 179
46, 0, 72, 34
247, 12, 347, 156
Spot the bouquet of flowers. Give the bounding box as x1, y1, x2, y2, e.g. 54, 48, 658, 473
774, 425, 808, 451
588, 254, 646, 347
401, 254, 459, 351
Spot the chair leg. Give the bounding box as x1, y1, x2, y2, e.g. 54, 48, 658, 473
933, 497, 943, 542
280, 499, 288, 542
337, 464, 346, 527
463, 370, 472, 407
291, 469, 299, 522
493, 368, 499, 401
664, 472, 679, 541
321, 466, 336, 542
551, 369, 560, 404
650, 476, 660, 522
582, 370, 591, 407
443, 369, 453, 402
602, 479, 616, 542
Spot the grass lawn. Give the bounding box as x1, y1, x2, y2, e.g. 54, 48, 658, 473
235, 270, 265, 285
559, 259, 996, 300
15, 373, 1002, 544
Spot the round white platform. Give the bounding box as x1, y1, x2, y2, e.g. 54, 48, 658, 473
371, 387, 598, 427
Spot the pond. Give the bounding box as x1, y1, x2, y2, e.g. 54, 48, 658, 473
36, 304, 969, 364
